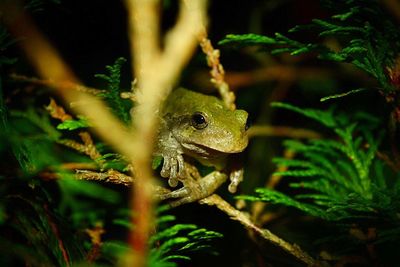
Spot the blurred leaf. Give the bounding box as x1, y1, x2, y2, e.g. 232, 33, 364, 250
57, 116, 90, 130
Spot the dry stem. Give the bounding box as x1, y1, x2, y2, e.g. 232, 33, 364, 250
248, 125, 321, 139
46, 98, 105, 166
199, 36, 236, 110
125, 0, 207, 265
85, 223, 105, 263
199, 194, 321, 266
43, 203, 70, 266
251, 149, 296, 224
11, 74, 105, 95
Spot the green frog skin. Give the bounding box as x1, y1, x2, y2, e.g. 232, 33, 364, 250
155, 88, 249, 206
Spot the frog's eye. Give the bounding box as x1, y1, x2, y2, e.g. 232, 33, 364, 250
191, 112, 208, 129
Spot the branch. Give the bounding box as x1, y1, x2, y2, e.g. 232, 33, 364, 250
43, 203, 70, 267
251, 149, 296, 224
248, 125, 321, 139
125, 1, 208, 266
10, 74, 105, 95
199, 36, 236, 110
199, 194, 323, 267
85, 223, 105, 263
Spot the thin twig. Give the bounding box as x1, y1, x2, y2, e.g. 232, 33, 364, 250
192, 64, 369, 92
10, 73, 105, 95
199, 194, 322, 267
251, 149, 296, 224
43, 203, 70, 267
46, 98, 73, 121
199, 36, 236, 110
376, 151, 400, 172
85, 223, 105, 263
46, 98, 105, 166
248, 125, 321, 139
75, 169, 134, 186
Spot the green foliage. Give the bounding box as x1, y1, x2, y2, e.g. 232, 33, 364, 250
95, 57, 131, 124
7, 108, 61, 174
240, 103, 400, 229
11, 108, 61, 141
0, 177, 86, 266
57, 115, 90, 130
95, 153, 129, 171
152, 155, 163, 170
220, 0, 400, 97
102, 206, 223, 267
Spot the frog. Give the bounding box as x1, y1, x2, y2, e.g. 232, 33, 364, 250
154, 87, 249, 206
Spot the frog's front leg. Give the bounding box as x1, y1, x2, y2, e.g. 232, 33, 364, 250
159, 170, 228, 207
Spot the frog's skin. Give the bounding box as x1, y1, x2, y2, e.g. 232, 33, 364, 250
155, 88, 249, 206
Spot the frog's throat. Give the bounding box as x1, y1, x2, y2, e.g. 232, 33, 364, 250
181, 141, 246, 158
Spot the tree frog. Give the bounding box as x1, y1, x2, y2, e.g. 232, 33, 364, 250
155, 88, 249, 206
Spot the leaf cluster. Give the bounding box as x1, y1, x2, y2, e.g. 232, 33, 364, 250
240, 103, 400, 241
220, 0, 400, 96
95, 57, 132, 124
102, 206, 223, 267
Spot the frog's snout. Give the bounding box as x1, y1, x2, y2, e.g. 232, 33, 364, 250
234, 109, 249, 132
245, 118, 251, 131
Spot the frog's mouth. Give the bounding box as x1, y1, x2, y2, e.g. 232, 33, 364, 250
181, 141, 247, 159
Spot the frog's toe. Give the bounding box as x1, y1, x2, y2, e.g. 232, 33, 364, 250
169, 196, 196, 207
157, 184, 196, 207
169, 163, 178, 181
160, 156, 180, 187
160, 157, 171, 178
176, 154, 184, 177
228, 168, 244, 193
158, 187, 190, 200
168, 177, 179, 187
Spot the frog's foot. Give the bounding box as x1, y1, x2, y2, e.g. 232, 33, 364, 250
228, 168, 244, 193
159, 171, 227, 207
160, 153, 184, 187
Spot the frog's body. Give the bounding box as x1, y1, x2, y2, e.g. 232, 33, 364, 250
155, 88, 248, 206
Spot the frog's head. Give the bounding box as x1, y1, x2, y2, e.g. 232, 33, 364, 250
165, 88, 249, 158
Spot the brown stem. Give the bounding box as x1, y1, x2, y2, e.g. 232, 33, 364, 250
199, 36, 236, 110
248, 125, 321, 139
124, 1, 208, 265
43, 203, 70, 267
10, 74, 105, 95
199, 194, 323, 266
85, 223, 105, 263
